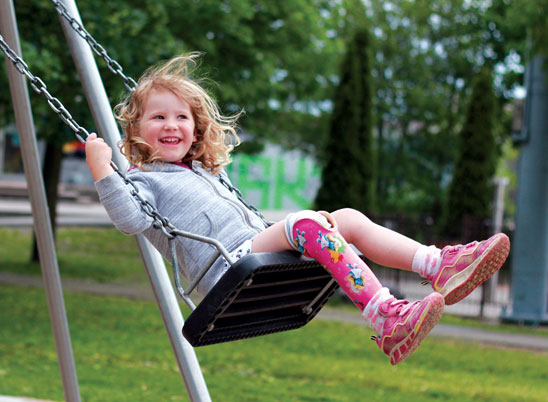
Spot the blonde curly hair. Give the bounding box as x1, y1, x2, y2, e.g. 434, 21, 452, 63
115, 52, 241, 174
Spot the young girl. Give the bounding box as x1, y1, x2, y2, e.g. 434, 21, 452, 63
85, 53, 510, 365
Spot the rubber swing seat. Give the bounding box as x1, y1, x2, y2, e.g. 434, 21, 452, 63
182, 251, 339, 346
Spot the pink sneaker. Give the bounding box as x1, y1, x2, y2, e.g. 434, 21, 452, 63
372, 293, 444, 365
428, 233, 510, 305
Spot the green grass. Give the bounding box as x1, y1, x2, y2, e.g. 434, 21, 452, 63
0, 227, 146, 283
1, 284, 547, 402
1, 227, 548, 400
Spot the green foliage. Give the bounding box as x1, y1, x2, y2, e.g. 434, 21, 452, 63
158, 0, 352, 153
369, 0, 514, 215
489, 0, 548, 58
1, 0, 541, 219
315, 28, 376, 212
445, 67, 499, 237
1, 0, 353, 153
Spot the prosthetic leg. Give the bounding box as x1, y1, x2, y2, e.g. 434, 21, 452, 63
285, 210, 444, 365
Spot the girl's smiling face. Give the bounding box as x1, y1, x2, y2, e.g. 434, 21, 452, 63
139, 88, 196, 163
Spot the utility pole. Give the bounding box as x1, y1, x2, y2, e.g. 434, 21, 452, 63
504, 56, 548, 324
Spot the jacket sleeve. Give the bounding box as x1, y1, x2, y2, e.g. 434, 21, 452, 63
94, 171, 155, 235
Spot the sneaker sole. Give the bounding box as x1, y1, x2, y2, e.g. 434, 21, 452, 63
390, 294, 444, 365
437, 234, 510, 305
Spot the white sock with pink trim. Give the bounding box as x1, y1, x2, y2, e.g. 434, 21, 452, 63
361, 287, 393, 334
411, 245, 442, 278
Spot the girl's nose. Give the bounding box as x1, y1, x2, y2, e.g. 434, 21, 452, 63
163, 119, 177, 130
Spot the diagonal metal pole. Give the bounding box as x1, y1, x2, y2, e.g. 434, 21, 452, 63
0, 1, 81, 401
55, 0, 211, 400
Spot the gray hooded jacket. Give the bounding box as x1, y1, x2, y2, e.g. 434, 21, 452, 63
95, 162, 267, 295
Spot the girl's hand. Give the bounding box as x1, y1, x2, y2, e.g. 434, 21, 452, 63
85, 133, 114, 181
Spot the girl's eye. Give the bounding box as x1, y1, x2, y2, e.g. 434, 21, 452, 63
178, 115, 187, 120
153, 115, 164, 120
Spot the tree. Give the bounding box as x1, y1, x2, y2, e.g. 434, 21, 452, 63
160, 0, 350, 153
365, 0, 518, 216
445, 67, 498, 239
1, 0, 351, 260
315, 28, 375, 212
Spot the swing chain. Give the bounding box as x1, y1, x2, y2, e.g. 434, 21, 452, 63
217, 176, 272, 226
50, 1, 274, 227
51, 0, 137, 92
112, 164, 177, 235
0, 34, 177, 236
0, 34, 90, 143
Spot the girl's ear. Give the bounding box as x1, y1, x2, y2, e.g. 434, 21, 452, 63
193, 128, 201, 142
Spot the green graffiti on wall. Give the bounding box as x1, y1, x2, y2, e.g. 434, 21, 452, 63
227, 153, 320, 210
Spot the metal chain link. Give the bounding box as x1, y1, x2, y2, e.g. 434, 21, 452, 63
115, 166, 178, 234
51, 0, 137, 92
0, 34, 90, 144
217, 176, 271, 225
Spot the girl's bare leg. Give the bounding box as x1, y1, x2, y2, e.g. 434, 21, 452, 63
251, 220, 293, 253
251, 208, 421, 271
331, 208, 421, 271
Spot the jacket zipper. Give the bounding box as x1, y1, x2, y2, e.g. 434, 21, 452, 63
192, 168, 263, 233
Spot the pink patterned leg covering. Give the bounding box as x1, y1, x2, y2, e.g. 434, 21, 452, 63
286, 211, 382, 311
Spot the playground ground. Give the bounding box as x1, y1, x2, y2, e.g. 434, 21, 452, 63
1, 187, 548, 401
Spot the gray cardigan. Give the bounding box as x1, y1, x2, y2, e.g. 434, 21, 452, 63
95, 162, 266, 295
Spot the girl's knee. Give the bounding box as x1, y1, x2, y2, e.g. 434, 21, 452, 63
331, 208, 371, 223
284, 210, 337, 251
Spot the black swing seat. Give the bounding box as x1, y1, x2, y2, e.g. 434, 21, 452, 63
182, 251, 339, 346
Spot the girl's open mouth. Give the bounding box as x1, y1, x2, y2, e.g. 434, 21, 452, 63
160, 137, 181, 144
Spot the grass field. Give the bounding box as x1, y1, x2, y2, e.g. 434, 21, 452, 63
1, 285, 548, 402
1, 227, 548, 401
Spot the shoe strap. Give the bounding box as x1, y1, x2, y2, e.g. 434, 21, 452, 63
378, 298, 419, 317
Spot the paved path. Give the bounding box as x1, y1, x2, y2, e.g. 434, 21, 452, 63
0, 198, 290, 227
318, 308, 548, 352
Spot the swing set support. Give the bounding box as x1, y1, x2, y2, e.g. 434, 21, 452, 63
0, 0, 210, 400
0, 2, 81, 401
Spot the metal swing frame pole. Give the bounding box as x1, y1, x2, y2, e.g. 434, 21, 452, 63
0, 1, 81, 401
55, 1, 211, 400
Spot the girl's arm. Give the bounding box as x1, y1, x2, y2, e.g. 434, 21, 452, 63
85, 133, 114, 181
85, 133, 154, 235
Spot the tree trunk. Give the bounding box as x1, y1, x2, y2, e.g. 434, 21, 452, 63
31, 142, 63, 262
376, 118, 385, 201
